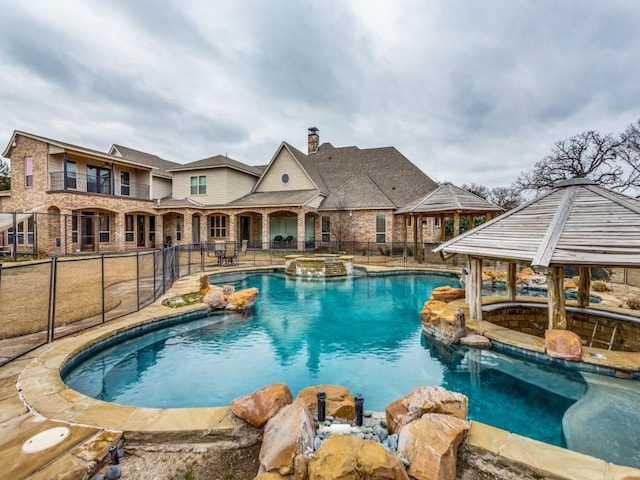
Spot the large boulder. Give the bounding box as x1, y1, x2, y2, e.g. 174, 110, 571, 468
226, 287, 259, 311
297, 385, 355, 421
203, 287, 227, 310
430, 286, 465, 303
259, 400, 316, 475
308, 434, 408, 480
386, 386, 468, 435
231, 383, 293, 427
545, 329, 583, 361
420, 300, 465, 345
397, 413, 470, 480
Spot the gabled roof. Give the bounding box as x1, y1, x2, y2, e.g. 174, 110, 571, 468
396, 182, 504, 215
226, 189, 324, 208
252, 142, 328, 193
3, 131, 154, 171
167, 154, 263, 177
110, 144, 180, 178
311, 143, 439, 209
434, 178, 640, 267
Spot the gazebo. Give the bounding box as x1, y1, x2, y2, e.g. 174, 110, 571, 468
433, 178, 640, 330
396, 182, 504, 263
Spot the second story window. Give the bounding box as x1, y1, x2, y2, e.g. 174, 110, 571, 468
121, 171, 130, 196
87, 166, 111, 194
25, 157, 33, 187
66, 161, 77, 189
190, 175, 206, 195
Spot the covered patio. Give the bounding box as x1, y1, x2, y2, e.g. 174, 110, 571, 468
434, 178, 640, 350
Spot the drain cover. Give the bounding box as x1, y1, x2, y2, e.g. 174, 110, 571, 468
22, 427, 71, 453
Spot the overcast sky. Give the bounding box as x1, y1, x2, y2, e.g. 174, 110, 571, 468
1, 0, 639, 188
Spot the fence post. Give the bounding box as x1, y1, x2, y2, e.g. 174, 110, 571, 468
162, 247, 166, 294
47, 258, 57, 342
153, 249, 157, 300
187, 243, 191, 275
136, 251, 140, 311
101, 254, 106, 323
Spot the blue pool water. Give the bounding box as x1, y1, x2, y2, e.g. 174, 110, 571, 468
64, 272, 587, 447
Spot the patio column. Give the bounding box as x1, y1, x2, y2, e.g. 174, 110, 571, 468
577, 267, 591, 308
402, 214, 408, 259
228, 214, 237, 243
546, 266, 566, 329
261, 213, 269, 250
412, 215, 418, 261
297, 212, 305, 250
506, 262, 517, 301
114, 212, 125, 250
418, 214, 424, 263
469, 257, 483, 322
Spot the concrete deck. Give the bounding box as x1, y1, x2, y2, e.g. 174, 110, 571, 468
2, 267, 640, 479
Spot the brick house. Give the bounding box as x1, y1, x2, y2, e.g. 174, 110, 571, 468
0, 128, 443, 254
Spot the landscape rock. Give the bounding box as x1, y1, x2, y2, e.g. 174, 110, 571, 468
203, 288, 227, 310
259, 400, 315, 475
297, 385, 355, 421
545, 329, 583, 361
386, 386, 468, 435
420, 300, 465, 345
308, 434, 408, 480
459, 334, 492, 349
430, 286, 465, 302
222, 284, 236, 295
254, 473, 288, 480
293, 454, 310, 480
231, 383, 293, 427
226, 287, 259, 311
397, 413, 470, 480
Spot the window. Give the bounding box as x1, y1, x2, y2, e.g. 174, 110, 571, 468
434, 217, 440, 227
209, 215, 227, 238
87, 166, 111, 194
281, 173, 289, 184
190, 175, 206, 195
27, 217, 34, 245
25, 157, 33, 187
321, 216, 331, 242
405, 216, 412, 227
125, 214, 134, 242
17, 222, 24, 244
99, 214, 110, 243
72, 214, 78, 243
376, 214, 386, 243
149, 216, 155, 243
66, 161, 77, 189
176, 216, 182, 241
120, 171, 130, 196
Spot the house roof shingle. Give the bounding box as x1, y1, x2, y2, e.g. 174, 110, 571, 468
110, 144, 181, 178
167, 154, 263, 177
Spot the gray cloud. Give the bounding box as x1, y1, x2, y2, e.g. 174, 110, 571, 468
0, 0, 639, 189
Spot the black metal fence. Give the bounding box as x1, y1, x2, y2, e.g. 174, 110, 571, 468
0, 241, 457, 366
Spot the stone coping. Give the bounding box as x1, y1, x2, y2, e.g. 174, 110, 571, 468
11, 267, 640, 479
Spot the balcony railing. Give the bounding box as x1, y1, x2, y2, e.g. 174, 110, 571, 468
49, 172, 150, 200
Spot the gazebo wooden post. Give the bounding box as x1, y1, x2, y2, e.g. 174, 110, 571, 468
418, 215, 424, 263
412, 214, 418, 261
506, 262, 517, 301
439, 215, 446, 241
453, 212, 461, 237
402, 214, 408, 260
577, 267, 591, 307
469, 257, 483, 322
546, 266, 566, 329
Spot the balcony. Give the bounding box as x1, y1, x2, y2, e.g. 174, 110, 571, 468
49, 172, 150, 200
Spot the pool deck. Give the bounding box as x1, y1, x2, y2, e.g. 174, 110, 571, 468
2, 267, 640, 479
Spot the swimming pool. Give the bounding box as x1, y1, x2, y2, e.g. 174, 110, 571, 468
63, 271, 589, 448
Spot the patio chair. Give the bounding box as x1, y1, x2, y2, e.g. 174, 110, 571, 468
284, 235, 294, 248
272, 235, 283, 248
240, 239, 248, 256
213, 240, 225, 265
224, 241, 237, 265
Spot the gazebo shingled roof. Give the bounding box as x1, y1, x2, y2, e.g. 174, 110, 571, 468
396, 182, 504, 216
433, 178, 640, 330
433, 178, 640, 268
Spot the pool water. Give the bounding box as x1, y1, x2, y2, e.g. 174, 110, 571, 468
64, 272, 586, 447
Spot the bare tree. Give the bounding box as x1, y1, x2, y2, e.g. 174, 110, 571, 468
513, 130, 634, 194
489, 186, 522, 210
331, 195, 353, 252
461, 182, 490, 200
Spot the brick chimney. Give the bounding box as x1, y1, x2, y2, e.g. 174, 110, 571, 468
308, 127, 319, 154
